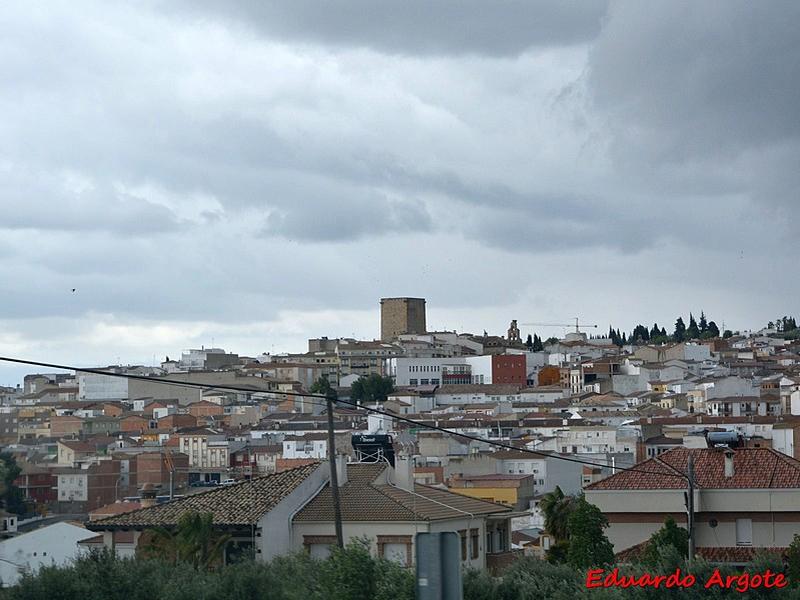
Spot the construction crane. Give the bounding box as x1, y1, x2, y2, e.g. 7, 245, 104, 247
520, 317, 599, 334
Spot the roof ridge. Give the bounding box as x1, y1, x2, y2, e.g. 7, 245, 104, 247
91, 462, 320, 526
370, 481, 425, 520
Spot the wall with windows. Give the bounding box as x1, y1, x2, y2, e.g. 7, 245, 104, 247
387, 357, 468, 387
57, 473, 88, 502
292, 517, 501, 570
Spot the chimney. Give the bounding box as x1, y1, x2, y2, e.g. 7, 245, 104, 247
393, 453, 414, 491
140, 483, 157, 508
724, 448, 735, 478
335, 453, 348, 487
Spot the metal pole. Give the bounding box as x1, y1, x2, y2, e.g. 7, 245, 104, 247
326, 396, 344, 548
687, 454, 695, 564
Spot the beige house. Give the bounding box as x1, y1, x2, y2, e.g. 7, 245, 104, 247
57, 439, 96, 466
89, 458, 515, 570
586, 447, 800, 563
293, 459, 514, 570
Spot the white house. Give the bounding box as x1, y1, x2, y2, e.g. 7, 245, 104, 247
78, 372, 129, 401
282, 434, 328, 459
489, 450, 584, 496
0, 522, 96, 587
384, 357, 467, 387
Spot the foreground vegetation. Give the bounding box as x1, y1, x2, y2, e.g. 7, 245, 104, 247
2, 542, 800, 600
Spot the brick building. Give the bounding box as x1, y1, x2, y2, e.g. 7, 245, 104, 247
136, 451, 189, 492
492, 355, 527, 385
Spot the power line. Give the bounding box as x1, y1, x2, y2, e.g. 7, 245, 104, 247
0, 355, 687, 479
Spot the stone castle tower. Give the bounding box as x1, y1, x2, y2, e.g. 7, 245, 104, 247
380, 297, 427, 341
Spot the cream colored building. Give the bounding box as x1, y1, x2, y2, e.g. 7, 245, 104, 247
178, 428, 230, 469
291, 458, 514, 570
586, 447, 800, 563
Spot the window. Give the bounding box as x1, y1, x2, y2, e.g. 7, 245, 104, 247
377, 535, 412, 566
459, 530, 467, 560
736, 519, 752, 546
309, 544, 332, 559
383, 543, 408, 564
470, 529, 479, 559
304, 535, 336, 560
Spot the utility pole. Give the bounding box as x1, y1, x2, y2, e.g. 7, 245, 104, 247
164, 449, 175, 500
686, 454, 695, 564
326, 395, 344, 548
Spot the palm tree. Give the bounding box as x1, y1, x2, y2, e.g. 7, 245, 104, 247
140, 512, 230, 569
539, 486, 577, 563
539, 487, 573, 541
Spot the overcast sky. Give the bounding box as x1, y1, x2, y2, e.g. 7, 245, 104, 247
1, 1, 798, 384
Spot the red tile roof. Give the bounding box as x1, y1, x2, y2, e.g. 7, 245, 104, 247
89, 463, 321, 529
294, 463, 511, 522
616, 541, 786, 565
587, 447, 800, 490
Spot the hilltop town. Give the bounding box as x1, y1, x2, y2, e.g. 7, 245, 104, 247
2, 297, 800, 585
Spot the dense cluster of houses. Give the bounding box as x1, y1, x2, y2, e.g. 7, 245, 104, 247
3, 303, 800, 584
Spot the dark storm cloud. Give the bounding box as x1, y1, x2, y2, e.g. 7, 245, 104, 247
263, 194, 433, 241
177, 0, 609, 56
587, 0, 800, 211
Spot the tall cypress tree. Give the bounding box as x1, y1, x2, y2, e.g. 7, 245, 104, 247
674, 317, 686, 342
699, 311, 708, 333
687, 313, 700, 339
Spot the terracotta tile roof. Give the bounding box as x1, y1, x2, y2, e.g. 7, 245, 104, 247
698, 547, 786, 564
90, 502, 142, 518
616, 541, 786, 564
88, 462, 321, 530
488, 450, 554, 460
294, 463, 511, 523
643, 435, 684, 445
587, 447, 800, 490
80, 531, 137, 545
59, 440, 96, 453
436, 384, 523, 395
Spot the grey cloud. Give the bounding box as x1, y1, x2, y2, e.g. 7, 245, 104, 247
0, 0, 798, 357
0, 169, 182, 235
176, 0, 609, 56
587, 1, 800, 191
263, 193, 433, 242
